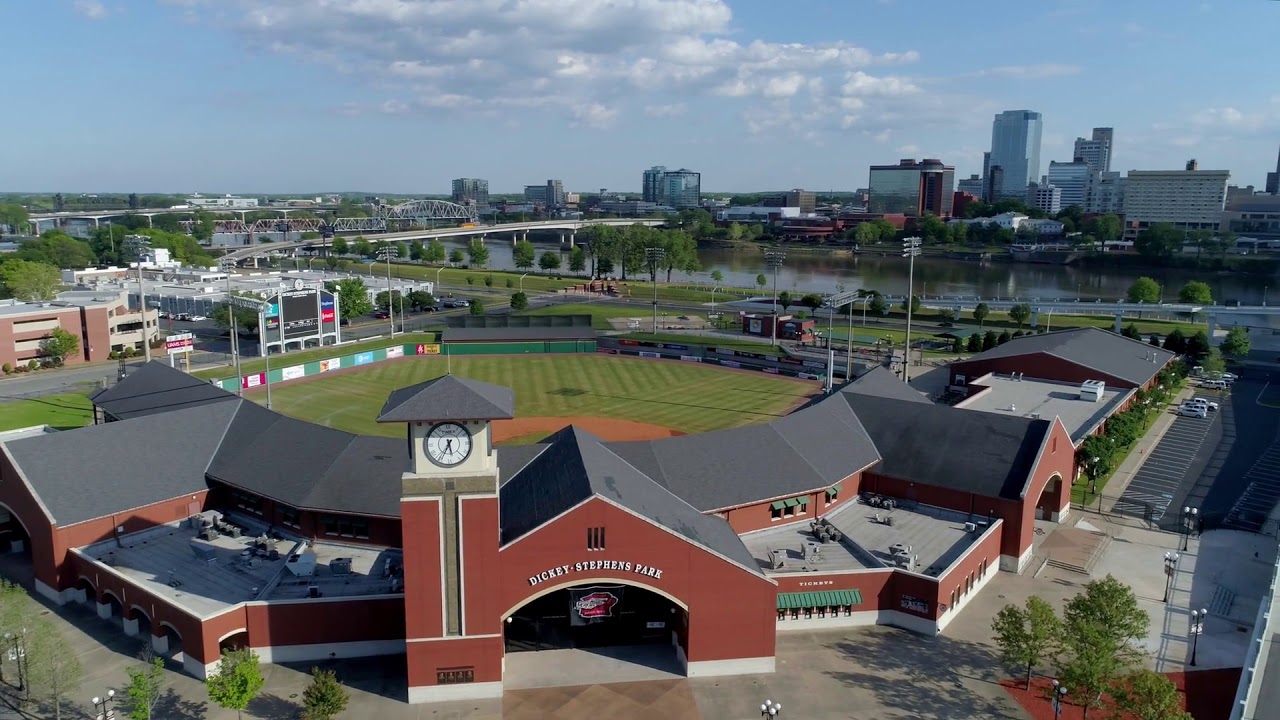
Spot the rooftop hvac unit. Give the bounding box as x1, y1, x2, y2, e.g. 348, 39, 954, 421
1079, 379, 1105, 402
330, 557, 353, 576
964, 522, 977, 533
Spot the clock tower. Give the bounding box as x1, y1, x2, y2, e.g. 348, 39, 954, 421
377, 374, 515, 703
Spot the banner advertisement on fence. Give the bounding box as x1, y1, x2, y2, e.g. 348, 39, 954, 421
763, 367, 779, 374
319, 358, 340, 372
598, 348, 618, 355
680, 356, 701, 362
282, 365, 305, 381
638, 351, 662, 359
416, 344, 441, 355
721, 360, 741, 369
354, 352, 375, 366
660, 343, 688, 352
242, 373, 264, 389
386, 346, 404, 359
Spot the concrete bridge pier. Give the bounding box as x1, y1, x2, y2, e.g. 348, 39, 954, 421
1114, 312, 1123, 334
1030, 308, 1039, 328
560, 229, 576, 249
1207, 312, 1217, 338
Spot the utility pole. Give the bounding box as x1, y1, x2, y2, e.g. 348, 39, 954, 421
377, 245, 400, 336
124, 235, 153, 363
765, 250, 785, 346
645, 247, 665, 334
902, 237, 921, 383
218, 258, 243, 395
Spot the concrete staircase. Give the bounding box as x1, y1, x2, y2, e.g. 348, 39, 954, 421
1046, 531, 1113, 575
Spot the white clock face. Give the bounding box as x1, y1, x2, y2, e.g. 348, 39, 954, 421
425, 422, 472, 467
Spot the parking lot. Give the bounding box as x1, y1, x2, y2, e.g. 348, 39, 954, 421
1113, 397, 1224, 524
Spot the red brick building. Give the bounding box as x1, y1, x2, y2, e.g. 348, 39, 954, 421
0, 357, 1086, 703
0, 290, 158, 368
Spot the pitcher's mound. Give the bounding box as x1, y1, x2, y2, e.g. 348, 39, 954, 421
493, 417, 683, 445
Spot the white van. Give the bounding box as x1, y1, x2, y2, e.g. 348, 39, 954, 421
1200, 380, 1228, 390
1177, 404, 1208, 418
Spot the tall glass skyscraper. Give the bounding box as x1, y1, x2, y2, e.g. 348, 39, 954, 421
988, 110, 1043, 201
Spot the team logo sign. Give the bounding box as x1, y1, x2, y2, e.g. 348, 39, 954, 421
574, 591, 619, 619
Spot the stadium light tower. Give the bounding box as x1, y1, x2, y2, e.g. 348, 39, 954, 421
645, 247, 665, 334
377, 244, 399, 336
902, 237, 921, 383
218, 257, 243, 395
123, 235, 153, 363
765, 250, 785, 346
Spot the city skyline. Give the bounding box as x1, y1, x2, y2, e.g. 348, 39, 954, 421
2, 0, 1277, 193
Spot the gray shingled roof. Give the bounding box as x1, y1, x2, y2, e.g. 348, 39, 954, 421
840, 393, 1049, 500
953, 327, 1174, 387
377, 374, 515, 422
441, 326, 598, 342
2, 401, 241, 526
500, 427, 761, 573
89, 360, 238, 420
605, 389, 880, 512
841, 365, 934, 404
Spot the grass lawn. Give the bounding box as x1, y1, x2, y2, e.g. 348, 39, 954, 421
615, 332, 781, 353
254, 355, 816, 437
193, 332, 439, 381
0, 393, 94, 432
519, 303, 655, 329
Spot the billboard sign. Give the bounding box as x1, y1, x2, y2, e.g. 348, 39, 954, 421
259, 288, 339, 352
242, 373, 264, 389
354, 351, 375, 366
386, 346, 404, 359
415, 344, 441, 355
164, 333, 194, 355
282, 365, 305, 380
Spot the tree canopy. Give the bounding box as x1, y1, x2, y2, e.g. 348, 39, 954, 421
206, 648, 265, 720
1134, 223, 1183, 261
1177, 281, 1212, 304
1126, 277, 1162, 304
1220, 325, 1251, 358
0, 259, 62, 301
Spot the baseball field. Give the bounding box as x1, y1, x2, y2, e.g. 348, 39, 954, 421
254, 354, 818, 443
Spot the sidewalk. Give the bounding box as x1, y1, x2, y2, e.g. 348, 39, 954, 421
1101, 384, 1196, 512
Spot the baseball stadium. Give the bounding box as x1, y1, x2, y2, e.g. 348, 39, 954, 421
0, 325, 1174, 703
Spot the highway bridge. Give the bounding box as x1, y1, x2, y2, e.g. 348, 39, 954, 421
220, 218, 665, 261
29, 205, 343, 224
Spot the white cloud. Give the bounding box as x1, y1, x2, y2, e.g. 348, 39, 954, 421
73, 0, 107, 19
897, 144, 920, 154
976, 64, 1081, 79
169, 0, 926, 136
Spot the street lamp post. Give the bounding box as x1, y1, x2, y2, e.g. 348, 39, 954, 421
4, 629, 26, 693
847, 298, 855, 381
1051, 679, 1068, 719
765, 250, 785, 346
645, 247, 666, 335
902, 237, 922, 383
1163, 551, 1180, 603
91, 689, 117, 719
760, 699, 782, 717
377, 245, 400, 336
519, 272, 529, 293
1182, 506, 1199, 551
1189, 607, 1208, 666
218, 258, 243, 395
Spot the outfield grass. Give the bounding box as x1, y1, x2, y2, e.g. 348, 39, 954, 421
0, 393, 94, 432
193, 332, 439, 380
255, 355, 816, 437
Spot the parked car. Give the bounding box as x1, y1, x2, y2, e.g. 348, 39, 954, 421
175, 313, 192, 321
374, 311, 391, 319
188, 314, 207, 322
1177, 405, 1209, 418
1188, 397, 1220, 411
1200, 380, 1228, 390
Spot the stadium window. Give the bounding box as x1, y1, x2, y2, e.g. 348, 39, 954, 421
351, 518, 370, 540
232, 490, 263, 516
586, 526, 606, 551
322, 515, 339, 536
770, 506, 783, 521
281, 506, 301, 529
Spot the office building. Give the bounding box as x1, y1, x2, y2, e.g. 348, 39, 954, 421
522, 185, 548, 204
988, 111, 1043, 201
868, 159, 955, 216
186, 195, 258, 209
660, 169, 702, 209
957, 174, 984, 197
546, 180, 565, 207
981, 152, 992, 201
762, 189, 817, 214
1123, 169, 1230, 237
1046, 161, 1092, 209
1222, 194, 1280, 246
1026, 182, 1062, 215
1073, 128, 1113, 173
450, 178, 489, 207
985, 167, 1005, 205
1267, 172, 1278, 196
0, 290, 158, 367
952, 192, 979, 218
1087, 172, 1127, 214
642, 166, 667, 203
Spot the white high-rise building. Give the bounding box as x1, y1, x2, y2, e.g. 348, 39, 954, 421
1087, 172, 1127, 214
1046, 161, 1092, 209
1123, 169, 1229, 238
1027, 181, 1062, 215
1073, 128, 1113, 173
988, 110, 1043, 201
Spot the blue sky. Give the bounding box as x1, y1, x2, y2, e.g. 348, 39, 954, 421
2, 0, 1277, 194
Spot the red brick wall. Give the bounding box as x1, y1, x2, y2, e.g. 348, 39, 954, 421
211, 484, 402, 548
407, 636, 504, 686
0, 447, 62, 590
459, 496, 501, 637
244, 597, 406, 648
935, 520, 1003, 614
951, 352, 1134, 389
401, 498, 443, 641
81, 306, 112, 362
720, 474, 861, 534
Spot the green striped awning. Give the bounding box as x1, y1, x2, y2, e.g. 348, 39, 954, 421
795, 496, 809, 506
771, 500, 786, 510
777, 590, 863, 610
783, 498, 800, 508
826, 486, 841, 497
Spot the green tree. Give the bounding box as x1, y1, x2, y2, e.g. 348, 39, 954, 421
1086, 213, 1123, 250
997, 329, 1012, 345
869, 294, 887, 315
726, 222, 745, 241
967, 333, 983, 352
191, 211, 215, 243
512, 240, 536, 270
973, 302, 990, 327
1058, 575, 1150, 720
936, 307, 956, 323
483, 274, 494, 288
330, 237, 349, 256
509, 291, 529, 311
469, 299, 485, 316
302, 667, 349, 720
568, 246, 586, 273
992, 596, 1061, 690
206, 648, 265, 720
352, 238, 372, 258
538, 250, 561, 273
1009, 303, 1032, 328
950, 336, 964, 353
1109, 670, 1192, 720
124, 656, 166, 720
1134, 223, 1183, 262
1221, 325, 1250, 358
854, 221, 881, 246
755, 273, 767, 291
0, 203, 30, 234
1162, 328, 1187, 354
467, 238, 489, 268
900, 295, 921, 314
916, 213, 949, 244
407, 290, 435, 311
25, 619, 82, 719
40, 327, 80, 365
1127, 277, 1162, 304
212, 301, 260, 334
710, 269, 724, 284
1202, 348, 1226, 376
408, 241, 425, 262
17, 231, 97, 268
329, 278, 373, 322
1122, 324, 1142, 340
983, 330, 998, 350
426, 239, 447, 264
800, 293, 824, 312
0, 259, 62, 301
448, 248, 465, 264
778, 291, 793, 312
1078, 433, 1118, 480
1177, 281, 1212, 304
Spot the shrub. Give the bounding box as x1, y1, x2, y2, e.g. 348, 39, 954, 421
466, 277, 475, 285
27, 359, 39, 371
0, 363, 10, 375
505, 278, 514, 288
484, 275, 494, 288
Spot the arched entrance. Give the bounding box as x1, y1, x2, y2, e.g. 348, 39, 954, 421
502, 581, 689, 688
0, 503, 34, 586
218, 629, 249, 653
1036, 473, 1066, 521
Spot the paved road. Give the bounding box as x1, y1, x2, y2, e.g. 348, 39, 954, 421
1113, 406, 1222, 525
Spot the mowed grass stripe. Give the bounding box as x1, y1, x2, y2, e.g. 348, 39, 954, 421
255, 355, 816, 437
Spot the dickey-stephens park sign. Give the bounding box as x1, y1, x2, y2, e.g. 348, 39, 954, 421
527, 560, 665, 587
